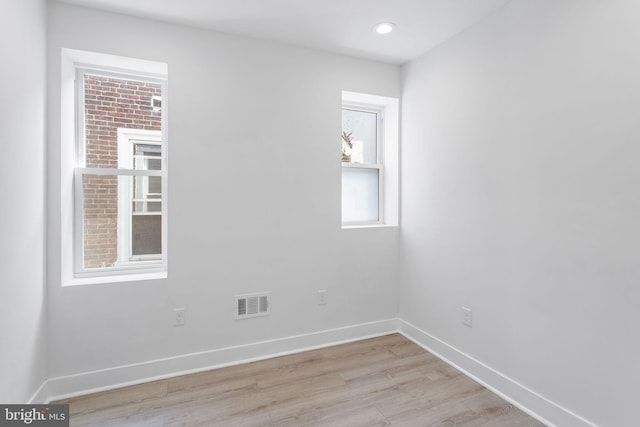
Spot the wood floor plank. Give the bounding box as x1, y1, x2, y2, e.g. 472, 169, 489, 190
55, 334, 545, 426
279, 405, 389, 427
57, 381, 168, 417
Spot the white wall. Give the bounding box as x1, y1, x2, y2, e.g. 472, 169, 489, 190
401, 0, 640, 425
46, 2, 400, 392
0, 0, 48, 403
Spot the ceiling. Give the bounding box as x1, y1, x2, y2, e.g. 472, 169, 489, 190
56, 0, 512, 64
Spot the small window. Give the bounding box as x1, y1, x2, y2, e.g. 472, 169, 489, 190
61, 49, 168, 284
341, 105, 383, 224
341, 91, 399, 228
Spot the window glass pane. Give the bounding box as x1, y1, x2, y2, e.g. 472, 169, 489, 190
83, 74, 162, 169
342, 167, 379, 223
342, 109, 377, 164
82, 173, 161, 269
148, 176, 162, 197
133, 175, 162, 213
134, 143, 161, 170
82, 174, 119, 269
132, 215, 161, 256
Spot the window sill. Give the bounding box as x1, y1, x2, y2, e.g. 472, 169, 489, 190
62, 271, 167, 287
341, 224, 398, 230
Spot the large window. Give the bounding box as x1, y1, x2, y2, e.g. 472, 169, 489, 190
61, 49, 168, 284
341, 91, 399, 227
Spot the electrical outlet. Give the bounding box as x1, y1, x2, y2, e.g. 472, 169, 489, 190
462, 307, 472, 327
173, 308, 186, 326
318, 290, 328, 305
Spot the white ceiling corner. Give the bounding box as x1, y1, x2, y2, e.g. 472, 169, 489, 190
54, 0, 512, 64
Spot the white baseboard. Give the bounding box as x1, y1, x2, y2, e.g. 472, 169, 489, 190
39, 317, 596, 427
44, 318, 399, 402
28, 380, 49, 404
398, 319, 597, 427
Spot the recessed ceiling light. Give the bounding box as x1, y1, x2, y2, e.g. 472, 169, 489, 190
375, 22, 395, 35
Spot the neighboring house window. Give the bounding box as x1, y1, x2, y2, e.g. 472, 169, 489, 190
117, 128, 162, 263
61, 49, 168, 284
341, 92, 399, 227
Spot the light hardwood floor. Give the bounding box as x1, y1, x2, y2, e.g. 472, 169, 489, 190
54, 334, 545, 426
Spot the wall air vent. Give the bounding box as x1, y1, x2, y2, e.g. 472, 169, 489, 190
235, 292, 270, 319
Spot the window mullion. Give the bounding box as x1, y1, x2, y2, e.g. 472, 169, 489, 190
341, 163, 380, 170
77, 167, 163, 177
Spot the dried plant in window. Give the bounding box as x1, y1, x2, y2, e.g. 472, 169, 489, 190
341, 130, 354, 162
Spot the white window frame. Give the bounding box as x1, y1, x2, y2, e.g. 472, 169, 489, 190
341, 103, 385, 225
341, 91, 399, 228
61, 49, 168, 286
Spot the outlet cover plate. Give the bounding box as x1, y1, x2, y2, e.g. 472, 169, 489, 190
173, 308, 186, 326
462, 307, 472, 327
318, 290, 327, 305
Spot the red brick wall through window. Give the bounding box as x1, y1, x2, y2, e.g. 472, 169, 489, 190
82, 74, 162, 269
